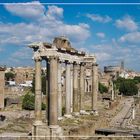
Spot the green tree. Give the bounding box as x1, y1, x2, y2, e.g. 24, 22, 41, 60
22, 92, 46, 110
99, 82, 108, 94
22, 92, 35, 110
5, 72, 15, 81
134, 76, 140, 83
114, 77, 138, 96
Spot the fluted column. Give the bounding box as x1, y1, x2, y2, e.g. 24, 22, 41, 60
49, 56, 58, 126
80, 62, 85, 113
58, 61, 62, 119
91, 63, 98, 114
73, 62, 79, 114
34, 57, 42, 125
65, 61, 72, 117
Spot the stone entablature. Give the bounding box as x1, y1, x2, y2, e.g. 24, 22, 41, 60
29, 37, 96, 64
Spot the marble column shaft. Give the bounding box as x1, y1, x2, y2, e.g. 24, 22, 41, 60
58, 62, 62, 117
49, 56, 58, 125
80, 63, 85, 111
65, 62, 71, 115
70, 70, 73, 112
111, 81, 114, 101
46, 60, 50, 124
73, 63, 79, 112
92, 63, 98, 111
35, 58, 42, 123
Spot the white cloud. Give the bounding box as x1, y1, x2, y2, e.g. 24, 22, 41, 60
78, 40, 140, 71
96, 32, 105, 38
86, 13, 112, 23
5, 1, 46, 19
46, 5, 63, 20
95, 52, 111, 61
115, 15, 138, 31
90, 43, 133, 66
119, 32, 140, 43
0, 1, 91, 66
1, 2, 90, 46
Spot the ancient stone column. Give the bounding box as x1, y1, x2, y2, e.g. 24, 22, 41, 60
70, 69, 73, 113
46, 59, 50, 124
49, 56, 58, 125
65, 61, 72, 117
73, 62, 79, 115
80, 62, 85, 114
58, 61, 62, 119
91, 63, 98, 115
0, 67, 5, 110
34, 58, 42, 125
132, 106, 135, 120
111, 81, 114, 101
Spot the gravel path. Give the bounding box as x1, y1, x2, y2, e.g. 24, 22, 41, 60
109, 97, 134, 128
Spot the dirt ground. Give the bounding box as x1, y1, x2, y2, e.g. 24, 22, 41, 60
0, 96, 139, 139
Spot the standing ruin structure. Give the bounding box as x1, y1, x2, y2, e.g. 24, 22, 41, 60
0, 67, 5, 110
29, 36, 99, 139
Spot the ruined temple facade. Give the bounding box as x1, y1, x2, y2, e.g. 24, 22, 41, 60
29, 36, 99, 139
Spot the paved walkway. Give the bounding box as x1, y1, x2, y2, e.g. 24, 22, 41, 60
109, 97, 134, 128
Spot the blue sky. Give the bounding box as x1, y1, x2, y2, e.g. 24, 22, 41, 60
0, 1, 140, 71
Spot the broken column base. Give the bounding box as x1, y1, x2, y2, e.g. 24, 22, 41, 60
49, 125, 63, 140
32, 123, 63, 140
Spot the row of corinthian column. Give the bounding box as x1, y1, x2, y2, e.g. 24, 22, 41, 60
34, 56, 98, 127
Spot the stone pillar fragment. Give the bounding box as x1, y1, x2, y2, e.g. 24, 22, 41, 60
58, 61, 63, 119
65, 62, 72, 117
70, 70, 73, 113
111, 81, 114, 101
48, 56, 63, 139
0, 68, 5, 110
49, 56, 58, 126
73, 62, 79, 115
79, 63, 86, 114
34, 58, 42, 125
46, 59, 50, 124
91, 63, 98, 115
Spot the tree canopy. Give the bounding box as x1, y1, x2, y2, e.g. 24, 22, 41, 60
114, 77, 138, 96
99, 82, 108, 94
5, 72, 15, 81
22, 92, 46, 110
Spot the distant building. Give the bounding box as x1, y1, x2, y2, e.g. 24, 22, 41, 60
99, 72, 111, 88
19, 81, 32, 87
119, 71, 128, 78
13, 67, 34, 84
104, 65, 121, 80
6, 81, 16, 86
